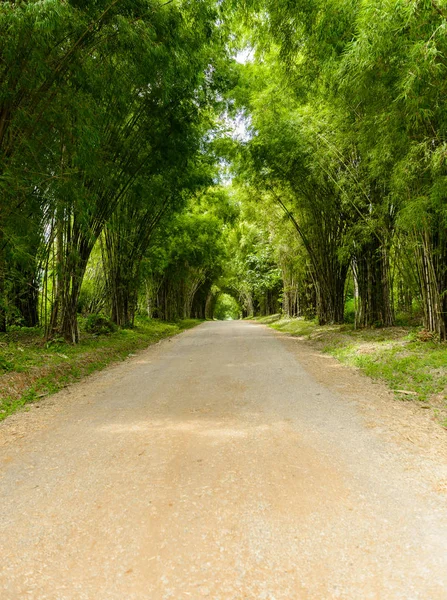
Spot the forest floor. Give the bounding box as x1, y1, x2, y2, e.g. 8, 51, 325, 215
256, 315, 447, 429
0, 318, 200, 422
1, 320, 447, 599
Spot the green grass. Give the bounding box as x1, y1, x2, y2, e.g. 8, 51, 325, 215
254, 315, 447, 427
0, 317, 201, 421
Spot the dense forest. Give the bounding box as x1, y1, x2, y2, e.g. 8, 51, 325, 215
2, 0, 447, 342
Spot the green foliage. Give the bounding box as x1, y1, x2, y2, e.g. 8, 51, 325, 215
222, 0, 447, 334
3, 0, 447, 353
0, 356, 14, 374
344, 298, 356, 325
83, 314, 117, 335
140, 186, 239, 321
0, 0, 237, 339
214, 294, 241, 320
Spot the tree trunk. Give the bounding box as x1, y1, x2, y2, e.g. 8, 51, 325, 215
191, 282, 212, 320
11, 272, 39, 327
414, 228, 447, 340
242, 292, 254, 318
283, 280, 301, 318
353, 237, 394, 328
205, 291, 217, 320
50, 257, 86, 343
314, 264, 348, 325
47, 219, 90, 343
109, 271, 138, 329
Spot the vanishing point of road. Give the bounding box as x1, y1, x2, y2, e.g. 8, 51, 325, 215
1, 321, 447, 599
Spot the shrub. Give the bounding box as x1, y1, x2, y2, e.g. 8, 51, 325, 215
0, 356, 13, 373
84, 314, 117, 335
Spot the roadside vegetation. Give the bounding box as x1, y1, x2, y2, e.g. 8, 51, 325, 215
0, 318, 200, 421
0, 1, 240, 342
224, 0, 447, 343
255, 315, 447, 428
2, 2, 447, 428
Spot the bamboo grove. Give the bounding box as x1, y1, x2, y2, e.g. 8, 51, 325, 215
0, 0, 238, 341
226, 0, 447, 339
2, 1, 447, 341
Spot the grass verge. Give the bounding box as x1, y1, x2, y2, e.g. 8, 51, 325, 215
254, 315, 447, 428
0, 318, 201, 422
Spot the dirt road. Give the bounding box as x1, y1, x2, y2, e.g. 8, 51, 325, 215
1, 321, 447, 599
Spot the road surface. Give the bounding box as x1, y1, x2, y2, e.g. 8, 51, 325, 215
1, 321, 447, 599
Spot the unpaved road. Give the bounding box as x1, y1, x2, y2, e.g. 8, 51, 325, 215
1, 321, 447, 599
